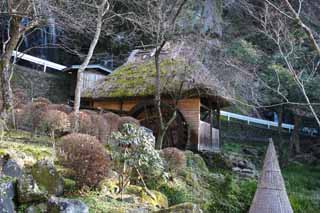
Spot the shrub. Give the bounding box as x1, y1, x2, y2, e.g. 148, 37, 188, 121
96, 116, 110, 144
111, 123, 165, 192
40, 110, 70, 137
13, 88, 28, 108
160, 147, 186, 173
103, 112, 120, 134
57, 133, 110, 188
159, 184, 191, 206
33, 97, 51, 105
118, 116, 140, 130
68, 111, 96, 135
15, 100, 49, 133
48, 104, 73, 114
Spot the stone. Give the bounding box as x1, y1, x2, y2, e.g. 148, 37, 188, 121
243, 148, 258, 157
116, 195, 136, 203
0, 181, 16, 213
156, 202, 203, 213
47, 196, 89, 213
26, 203, 47, 213
2, 159, 23, 178
125, 185, 168, 209
31, 160, 64, 196
232, 167, 241, 172
16, 174, 47, 204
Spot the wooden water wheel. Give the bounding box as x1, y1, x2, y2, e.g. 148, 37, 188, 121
130, 101, 188, 149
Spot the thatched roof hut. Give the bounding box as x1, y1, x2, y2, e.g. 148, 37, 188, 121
82, 42, 230, 151
249, 140, 293, 213
82, 42, 229, 105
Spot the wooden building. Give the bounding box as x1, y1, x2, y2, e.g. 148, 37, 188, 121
65, 64, 112, 97
82, 44, 230, 151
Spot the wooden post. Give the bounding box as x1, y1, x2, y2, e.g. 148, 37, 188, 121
209, 107, 213, 149
216, 100, 221, 149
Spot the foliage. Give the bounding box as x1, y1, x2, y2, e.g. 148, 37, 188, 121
111, 123, 165, 191
160, 147, 186, 173
18, 101, 49, 133
283, 164, 320, 213
57, 133, 110, 188
226, 39, 261, 65
117, 116, 140, 130
205, 175, 256, 213
68, 111, 96, 135
40, 109, 70, 136
158, 183, 191, 206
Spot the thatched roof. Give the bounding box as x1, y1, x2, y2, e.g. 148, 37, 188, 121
82, 42, 230, 105
249, 140, 293, 213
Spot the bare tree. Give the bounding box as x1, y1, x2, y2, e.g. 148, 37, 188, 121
72, 0, 111, 130
0, 0, 45, 122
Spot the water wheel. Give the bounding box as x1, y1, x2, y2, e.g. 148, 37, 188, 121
130, 101, 188, 149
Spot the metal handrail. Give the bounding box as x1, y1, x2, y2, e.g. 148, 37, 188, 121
220, 111, 294, 132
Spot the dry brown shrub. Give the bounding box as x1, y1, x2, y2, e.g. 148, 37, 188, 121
13, 89, 29, 108
103, 112, 120, 134
68, 111, 96, 135
14, 100, 49, 132
48, 104, 73, 114
41, 110, 70, 136
118, 116, 140, 130
33, 97, 51, 105
58, 133, 110, 187
160, 147, 186, 173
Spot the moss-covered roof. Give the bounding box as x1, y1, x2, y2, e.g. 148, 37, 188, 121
82, 46, 230, 104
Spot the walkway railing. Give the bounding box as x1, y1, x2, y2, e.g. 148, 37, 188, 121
12, 51, 67, 72
220, 111, 294, 132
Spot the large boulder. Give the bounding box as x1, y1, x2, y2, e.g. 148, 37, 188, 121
31, 160, 64, 196
47, 196, 89, 213
17, 174, 47, 204
156, 202, 203, 213
0, 180, 16, 213
2, 159, 23, 178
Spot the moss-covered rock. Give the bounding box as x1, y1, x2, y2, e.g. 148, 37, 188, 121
184, 151, 209, 173
17, 174, 47, 204
155, 202, 203, 213
31, 160, 64, 196
47, 196, 89, 213
126, 185, 168, 209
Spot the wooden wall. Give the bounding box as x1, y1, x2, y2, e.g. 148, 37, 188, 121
177, 98, 201, 149
92, 97, 201, 150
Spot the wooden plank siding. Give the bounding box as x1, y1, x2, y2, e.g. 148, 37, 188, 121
177, 98, 201, 149
199, 121, 220, 152
94, 99, 139, 112
91, 98, 201, 150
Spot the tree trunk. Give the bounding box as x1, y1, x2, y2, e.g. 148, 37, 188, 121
73, 2, 106, 130
0, 17, 21, 123
154, 41, 166, 149
277, 106, 287, 165
290, 114, 301, 156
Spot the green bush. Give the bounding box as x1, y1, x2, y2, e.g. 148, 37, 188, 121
159, 184, 191, 206
205, 175, 256, 213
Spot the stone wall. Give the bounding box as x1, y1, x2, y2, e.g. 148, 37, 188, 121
11, 65, 71, 104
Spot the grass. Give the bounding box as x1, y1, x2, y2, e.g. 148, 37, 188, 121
283, 164, 320, 213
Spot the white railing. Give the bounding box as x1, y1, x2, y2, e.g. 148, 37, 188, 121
220, 111, 294, 132
12, 51, 67, 72
71, 64, 112, 73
